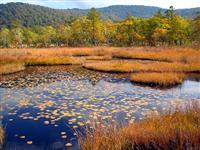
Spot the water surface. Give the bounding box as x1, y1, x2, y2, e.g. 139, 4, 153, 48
0, 66, 199, 150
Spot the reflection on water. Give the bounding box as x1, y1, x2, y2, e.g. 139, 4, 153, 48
181, 80, 200, 95
0, 66, 200, 150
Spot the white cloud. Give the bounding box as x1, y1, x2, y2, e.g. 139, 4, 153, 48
0, 0, 199, 9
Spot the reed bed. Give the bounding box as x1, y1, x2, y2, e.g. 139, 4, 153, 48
80, 102, 200, 150
23, 56, 83, 66
0, 47, 200, 75
112, 48, 200, 63
0, 63, 25, 75
1, 47, 199, 63
84, 55, 112, 61
0, 56, 83, 75
83, 61, 200, 73
130, 73, 186, 87
0, 127, 3, 146
0, 47, 114, 58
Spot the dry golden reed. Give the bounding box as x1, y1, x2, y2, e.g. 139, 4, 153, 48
130, 73, 186, 87
80, 102, 200, 150
83, 61, 200, 73
112, 47, 200, 63
0, 127, 3, 146
0, 47, 199, 75
0, 63, 25, 75
24, 56, 83, 66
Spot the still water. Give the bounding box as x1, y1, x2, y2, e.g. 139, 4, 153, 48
0, 66, 199, 150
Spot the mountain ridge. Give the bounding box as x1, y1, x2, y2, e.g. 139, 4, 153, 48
0, 2, 200, 27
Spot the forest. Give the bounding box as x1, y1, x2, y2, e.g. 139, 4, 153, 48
0, 6, 200, 48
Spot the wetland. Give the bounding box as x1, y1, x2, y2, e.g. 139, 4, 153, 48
0, 65, 199, 150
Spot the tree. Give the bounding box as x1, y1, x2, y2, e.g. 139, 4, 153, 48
22, 28, 38, 47
70, 17, 91, 46
165, 6, 175, 20
113, 17, 143, 46
55, 24, 71, 46
164, 6, 190, 45
87, 8, 105, 45
191, 13, 200, 46
10, 20, 23, 48
145, 15, 169, 46
166, 16, 190, 45
36, 26, 56, 47
0, 28, 11, 48
104, 20, 116, 45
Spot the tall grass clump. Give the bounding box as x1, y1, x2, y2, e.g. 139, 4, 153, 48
0, 127, 3, 147
130, 73, 186, 87
0, 63, 25, 75
24, 56, 83, 66
79, 101, 200, 150
83, 61, 200, 73
113, 48, 200, 63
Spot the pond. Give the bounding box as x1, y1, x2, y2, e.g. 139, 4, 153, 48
0, 66, 200, 150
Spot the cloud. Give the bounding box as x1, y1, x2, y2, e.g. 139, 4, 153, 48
0, 0, 200, 9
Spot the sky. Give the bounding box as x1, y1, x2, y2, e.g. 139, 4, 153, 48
0, 0, 200, 9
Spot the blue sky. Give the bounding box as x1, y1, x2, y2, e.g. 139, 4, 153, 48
0, 0, 200, 9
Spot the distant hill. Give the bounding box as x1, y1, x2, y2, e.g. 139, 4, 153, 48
0, 3, 79, 28
97, 5, 200, 20
0, 2, 200, 27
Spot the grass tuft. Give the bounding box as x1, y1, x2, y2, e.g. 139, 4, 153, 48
24, 56, 83, 66
83, 61, 200, 73
0, 127, 3, 146
84, 55, 112, 61
130, 73, 186, 87
0, 63, 25, 75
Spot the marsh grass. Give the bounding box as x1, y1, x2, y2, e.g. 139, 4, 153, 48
0, 47, 200, 75
113, 48, 200, 63
80, 102, 200, 150
1, 47, 199, 63
84, 55, 112, 61
0, 63, 25, 75
23, 56, 83, 66
83, 61, 200, 73
0, 47, 114, 58
130, 73, 186, 87
0, 127, 3, 146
